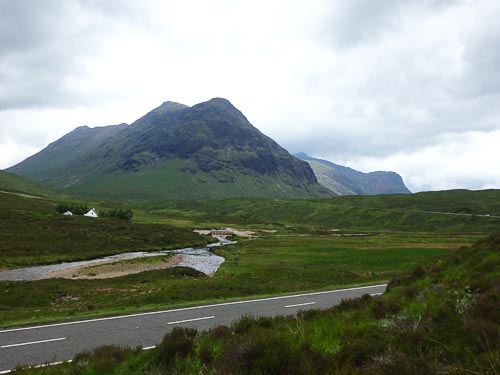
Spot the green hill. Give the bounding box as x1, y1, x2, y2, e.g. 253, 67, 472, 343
138, 189, 500, 233
5, 124, 128, 188
0, 169, 58, 198
8, 99, 332, 201
0, 191, 208, 269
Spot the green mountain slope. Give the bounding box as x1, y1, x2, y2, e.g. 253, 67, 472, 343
8, 99, 332, 201
145, 189, 500, 233
0, 170, 58, 198
7, 123, 128, 188
296, 152, 411, 195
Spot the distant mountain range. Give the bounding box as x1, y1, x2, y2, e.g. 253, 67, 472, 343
295, 153, 411, 195
7, 98, 332, 201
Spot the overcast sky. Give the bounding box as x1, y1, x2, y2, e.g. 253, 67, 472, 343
1, 0, 499, 192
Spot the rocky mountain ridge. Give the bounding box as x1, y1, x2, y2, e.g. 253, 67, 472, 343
8, 99, 332, 201
295, 152, 411, 195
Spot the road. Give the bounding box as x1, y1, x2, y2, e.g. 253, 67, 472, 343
0, 284, 386, 372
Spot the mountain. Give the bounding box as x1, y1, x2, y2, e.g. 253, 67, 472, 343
8, 99, 333, 201
295, 152, 411, 195
7, 123, 129, 188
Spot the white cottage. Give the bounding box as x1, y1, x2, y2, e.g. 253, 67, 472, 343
63, 211, 73, 216
84, 208, 99, 218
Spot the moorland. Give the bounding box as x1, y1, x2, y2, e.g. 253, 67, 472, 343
1, 171, 499, 374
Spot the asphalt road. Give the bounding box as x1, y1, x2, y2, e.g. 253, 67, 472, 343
0, 284, 386, 372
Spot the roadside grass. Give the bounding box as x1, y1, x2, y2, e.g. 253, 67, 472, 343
0, 232, 477, 328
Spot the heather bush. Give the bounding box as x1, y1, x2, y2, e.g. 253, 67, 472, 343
154, 327, 197, 368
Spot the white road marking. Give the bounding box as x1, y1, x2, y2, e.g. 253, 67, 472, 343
142, 346, 156, 350
285, 302, 316, 308
168, 316, 215, 325
370, 293, 383, 296
0, 359, 73, 374
0, 284, 387, 334
1, 337, 66, 349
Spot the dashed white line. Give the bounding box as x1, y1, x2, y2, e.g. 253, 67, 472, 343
0, 359, 73, 374
370, 293, 383, 296
0, 284, 387, 334
284, 302, 316, 308
167, 316, 215, 325
1, 337, 66, 349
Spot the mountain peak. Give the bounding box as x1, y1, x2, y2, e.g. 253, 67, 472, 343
151, 101, 189, 115
8, 100, 333, 200
195, 97, 237, 111
190, 98, 248, 125
206, 97, 233, 106
294, 152, 310, 160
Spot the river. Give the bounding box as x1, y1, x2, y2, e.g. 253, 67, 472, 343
0, 239, 235, 281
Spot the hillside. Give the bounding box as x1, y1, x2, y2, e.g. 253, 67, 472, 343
296, 152, 411, 195
8, 99, 332, 201
15, 232, 499, 374
138, 189, 500, 233
0, 192, 208, 269
0, 169, 58, 198
6, 124, 128, 188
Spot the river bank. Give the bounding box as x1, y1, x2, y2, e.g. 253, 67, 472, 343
0, 241, 234, 281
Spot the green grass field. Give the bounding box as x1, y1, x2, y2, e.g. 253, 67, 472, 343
0, 232, 478, 327
133, 190, 500, 232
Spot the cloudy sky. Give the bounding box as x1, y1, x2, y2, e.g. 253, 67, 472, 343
1, 0, 499, 192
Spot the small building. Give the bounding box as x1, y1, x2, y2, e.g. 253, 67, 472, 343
63, 211, 73, 216
210, 229, 234, 238
84, 208, 98, 218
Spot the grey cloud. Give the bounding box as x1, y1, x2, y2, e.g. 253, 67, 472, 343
0, 1, 89, 109
302, 0, 500, 161
0, 1, 64, 53
321, 0, 403, 48
459, 34, 500, 99
0, 0, 151, 111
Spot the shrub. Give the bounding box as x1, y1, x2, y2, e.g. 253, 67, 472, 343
221, 333, 298, 375
208, 324, 231, 339
472, 289, 500, 322
55, 203, 89, 215
155, 327, 197, 367
336, 293, 372, 312
232, 315, 258, 335
335, 327, 386, 367
464, 319, 500, 351
72, 345, 132, 374
99, 208, 133, 221
372, 297, 401, 319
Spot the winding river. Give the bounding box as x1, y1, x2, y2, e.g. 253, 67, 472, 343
0, 239, 235, 281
